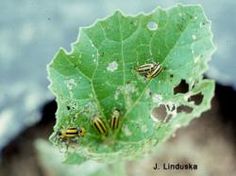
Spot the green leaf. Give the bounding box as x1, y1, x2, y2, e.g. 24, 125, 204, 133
47, 4, 215, 163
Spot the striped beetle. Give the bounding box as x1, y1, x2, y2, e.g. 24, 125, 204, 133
110, 109, 120, 130
57, 127, 86, 142
92, 116, 108, 135
136, 62, 163, 79
56, 127, 86, 150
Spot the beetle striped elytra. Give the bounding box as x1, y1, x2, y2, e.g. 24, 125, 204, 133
146, 63, 163, 79
136, 62, 163, 79
57, 127, 86, 141
92, 116, 108, 135
110, 109, 120, 130
55, 127, 86, 150
136, 63, 156, 75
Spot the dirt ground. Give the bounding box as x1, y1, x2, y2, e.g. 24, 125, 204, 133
0, 84, 235, 176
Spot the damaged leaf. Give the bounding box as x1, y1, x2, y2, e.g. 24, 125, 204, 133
47, 4, 215, 164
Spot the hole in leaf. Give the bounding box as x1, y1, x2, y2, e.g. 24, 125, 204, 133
170, 74, 174, 78
151, 104, 167, 122
188, 93, 203, 105
166, 104, 176, 112
147, 21, 158, 31
174, 79, 189, 94
177, 105, 193, 113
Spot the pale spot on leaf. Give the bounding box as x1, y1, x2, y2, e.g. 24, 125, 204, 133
106, 61, 118, 72
192, 34, 197, 40
66, 79, 77, 90
147, 21, 158, 31
152, 94, 162, 104
122, 125, 132, 136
